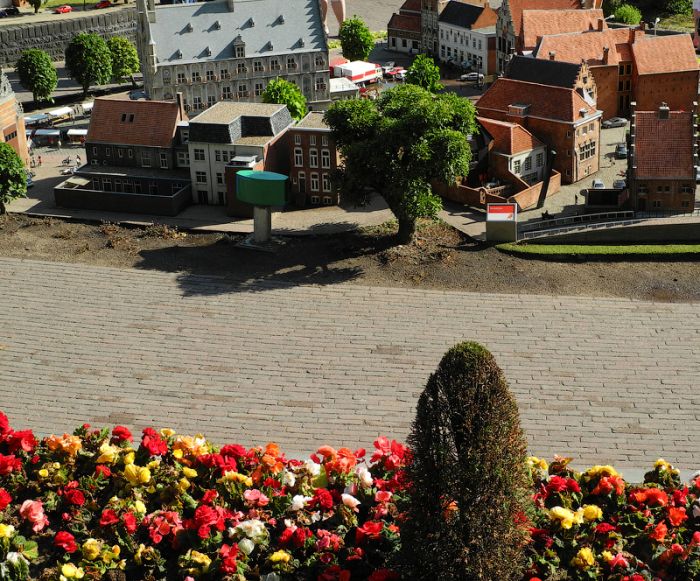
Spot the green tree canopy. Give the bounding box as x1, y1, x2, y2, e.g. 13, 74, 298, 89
28, 0, 46, 14
107, 36, 140, 86
338, 16, 374, 62
261, 78, 307, 121
65, 33, 113, 99
15, 49, 57, 103
0, 143, 27, 215
614, 3, 642, 24
324, 84, 476, 243
405, 54, 444, 93
664, 0, 691, 15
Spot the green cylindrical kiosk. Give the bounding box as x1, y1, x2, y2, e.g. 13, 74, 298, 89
236, 170, 288, 244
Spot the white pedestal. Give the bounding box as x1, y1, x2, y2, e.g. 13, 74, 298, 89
253, 206, 272, 243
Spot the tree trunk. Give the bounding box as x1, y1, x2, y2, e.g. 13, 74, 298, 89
397, 216, 416, 245
0, 201, 6, 215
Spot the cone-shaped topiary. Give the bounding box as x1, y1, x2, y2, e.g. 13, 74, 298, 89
402, 342, 529, 580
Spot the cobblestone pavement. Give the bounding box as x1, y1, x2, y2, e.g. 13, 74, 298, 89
1, 257, 699, 472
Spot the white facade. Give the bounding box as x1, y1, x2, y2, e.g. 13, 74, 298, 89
439, 23, 495, 75
506, 145, 547, 185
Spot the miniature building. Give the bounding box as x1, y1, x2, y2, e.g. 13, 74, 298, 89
628, 102, 698, 212
329, 77, 360, 101
287, 111, 340, 207
519, 8, 605, 54
477, 77, 601, 183
54, 96, 192, 216
421, 0, 449, 56
438, 0, 498, 75
0, 72, 29, 167
505, 56, 598, 104
136, 0, 331, 113
388, 0, 422, 54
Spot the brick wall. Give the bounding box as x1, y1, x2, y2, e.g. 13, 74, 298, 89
0, 8, 136, 68
633, 71, 700, 113
589, 64, 619, 120
0, 96, 29, 165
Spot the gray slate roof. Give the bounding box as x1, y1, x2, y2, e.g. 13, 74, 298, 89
149, 0, 327, 65
189, 101, 293, 144
505, 55, 582, 89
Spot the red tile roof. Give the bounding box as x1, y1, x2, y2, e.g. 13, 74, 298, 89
478, 117, 544, 155
476, 78, 597, 122
632, 34, 698, 75
399, 0, 421, 13
506, 0, 586, 38
521, 9, 605, 51
536, 28, 635, 65
388, 12, 421, 33
87, 98, 185, 148
633, 109, 695, 179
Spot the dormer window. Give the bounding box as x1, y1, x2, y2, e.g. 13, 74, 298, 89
247, 17, 254, 27
277, 14, 285, 24
233, 35, 245, 58
265, 41, 274, 52
205, 47, 212, 57
185, 23, 193, 32
214, 20, 221, 30
175, 49, 182, 60
298, 38, 305, 48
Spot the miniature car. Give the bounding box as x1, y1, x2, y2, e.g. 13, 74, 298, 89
591, 179, 605, 189
53, 5, 72, 12
460, 72, 484, 82
94, 1, 112, 8
0, 7, 20, 16
602, 117, 627, 129
612, 179, 626, 189
382, 61, 395, 75
614, 143, 628, 159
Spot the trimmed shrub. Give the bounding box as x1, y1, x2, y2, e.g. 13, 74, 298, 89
614, 3, 643, 24
402, 342, 530, 579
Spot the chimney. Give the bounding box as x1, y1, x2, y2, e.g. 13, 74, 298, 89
597, 18, 604, 31
640, 21, 646, 31
658, 102, 670, 120
176, 92, 186, 120
549, 51, 556, 61
227, 0, 234, 11
602, 46, 609, 65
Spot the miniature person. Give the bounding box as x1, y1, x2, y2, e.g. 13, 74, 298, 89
37, 155, 42, 167
76, 154, 81, 165
319, 0, 346, 35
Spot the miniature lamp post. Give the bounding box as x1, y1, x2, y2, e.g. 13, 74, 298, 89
235, 170, 288, 246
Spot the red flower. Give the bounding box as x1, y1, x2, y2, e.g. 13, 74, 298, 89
368, 570, 400, 581
100, 509, 120, 527
95, 465, 111, 478
0, 454, 21, 476
0, 412, 11, 436
54, 531, 78, 553
667, 506, 688, 527
0, 488, 11, 511
609, 553, 629, 569
650, 522, 668, 542
670, 543, 685, 556
645, 488, 669, 507
6, 430, 37, 454
112, 426, 133, 443
595, 522, 617, 534
141, 428, 168, 456
311, 488, 334, 511
318, 565, 351, 581
219, 543, 239, 574
201, 490, 218, 505
355, 520, 383, 544
592, 475, 625, 496
62, 482, 85, 507
123, 511, 138, 534
220, 444, 247, 458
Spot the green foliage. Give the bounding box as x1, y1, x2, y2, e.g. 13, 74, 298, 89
65, 33, 113, 99
402, 342, 529, 580
324, 84, 476, 243
0, 143, 27, 215
614, 3, 642, 24
602, 0, 622, 17
405, 54, 444, 93
497, 242, 700, 255
28, 0, 45, 14
338, 16, 375, 62
664, 0, 692, 15
261, 78, 307, 121
107, 36, 140, 85
15, 49, 57, 103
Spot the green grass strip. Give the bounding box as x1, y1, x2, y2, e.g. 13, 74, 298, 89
497, 243, 700, 256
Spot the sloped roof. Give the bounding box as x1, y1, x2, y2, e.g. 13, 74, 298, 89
399, 0, 421, 14
388, 12, 421, 32
87, 98, 185, 148
521, 9, 604, 50
476, 78, 597, 122
148, 0, 326, 65
632, 34, 698, 75
439, 0, 495, 30
505, 55, 582, 88
633, 109, 695, 179
535, 27, 635, 65
478, 116, 544, 155
506, 0, 585, 37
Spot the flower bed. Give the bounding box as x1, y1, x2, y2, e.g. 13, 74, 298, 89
0, 413, 699, 580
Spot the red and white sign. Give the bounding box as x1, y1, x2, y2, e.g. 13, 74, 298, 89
487, 203, 517, 222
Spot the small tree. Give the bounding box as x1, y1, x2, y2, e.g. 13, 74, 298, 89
405, 54, 444, 93
107, 36, 140, 87
402, 342, 530, 580
338, 16, 374, 62
665, 0, 692, 15
261, 78, 307, 121
65, 33, 113, 99
28, 0, 46, 14
614, 3, 642, 24
0, 143, 27, 215
602, 0, 622, 17
15, 49, 57, 104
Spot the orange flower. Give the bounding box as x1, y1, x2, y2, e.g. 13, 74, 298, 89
668, 507, 688, 527
650, 522, 668, 542
45, 434, 82, 457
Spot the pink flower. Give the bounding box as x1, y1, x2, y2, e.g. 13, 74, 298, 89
243, 489, 269, 507
609, 553, 629, 569
341, 493, 361, 512
19, 500, 48, 532
375, 491, 393, 503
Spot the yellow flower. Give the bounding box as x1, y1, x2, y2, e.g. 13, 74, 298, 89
582, 504, 603, 522
133, 500, 147, 515
160, 428, 175, 438
102, 545, 121, 564
601, 551, 614, 563
178, 477, 191, 491
124, 465, 151, 486
573, 508, 585, 525
38, 469, 49, 478
172, 449, 184, 459
0, 524, 15, 539
190, 550, 211, 572
218, 471, 253, 487
585, 465, 619, 479
549, 506, 577, 529
123, 451, 135, 465
655, 458, 680, 475
527, 456, 549, 471
96, 442, 120, 464
571, 547, 595, 569
60, 563, 85, 579
82, 538, 102, 561
269, 550, 291, 564
182, 467, 198, 479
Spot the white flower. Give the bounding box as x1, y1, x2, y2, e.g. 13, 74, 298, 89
233, 519, 268, 543
342, 493, 361, 512
238, 538, 255, 555
356, 465, 373, 488
290, 495, 312, 511
693, 504, 700, 519
282, 470, 296, 487
305, 459, 321, 476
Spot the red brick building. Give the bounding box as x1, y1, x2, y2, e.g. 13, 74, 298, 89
0, 72, 29, 167
388, 0, 422, 54
287, 111, 340, 207
519, 8, 605, 54
477, 78, 601, 183
628, 102, 698, 212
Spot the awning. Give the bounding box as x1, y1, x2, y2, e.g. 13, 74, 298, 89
67, 129, 88, 136
48, 107, 73, 117
32, 129, 60, 136
81, 102, 94, 111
